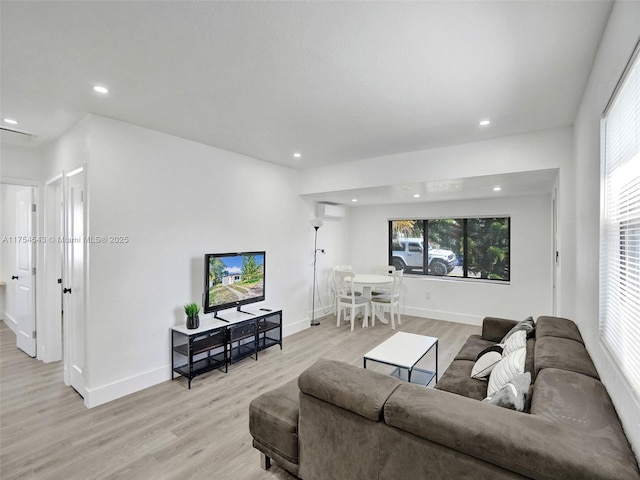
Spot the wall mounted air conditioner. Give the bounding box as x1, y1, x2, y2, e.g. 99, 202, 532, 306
316, 202, 346, 220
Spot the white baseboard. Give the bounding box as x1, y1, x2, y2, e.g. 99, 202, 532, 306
283, 316, 310, 337
84, 365, 170, 409
2, 313, 18, 333
401, 306, 483, 326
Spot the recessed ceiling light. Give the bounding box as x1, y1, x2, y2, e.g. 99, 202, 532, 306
414, 194, 421, 198
479, 119, 491, 126
293, 152, 302, 158
493, 186, 501, 192
3, 118, 18, 125
93, 85, 109, 94
351, 198, 358, 202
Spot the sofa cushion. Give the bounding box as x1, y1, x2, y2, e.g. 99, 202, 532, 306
535, 336, 599, 379
454, 335, 495, 361
435, 359, 488, 400
298, 358, 401, 421
471, 345, 504, 379
249, 378, 300, 464
530, 368, 640, 479
481, 317, 518, 343
386, 382, 640, 480
483, 372, 531, 411
487, 347, 526, 396
536, 316, 584, 344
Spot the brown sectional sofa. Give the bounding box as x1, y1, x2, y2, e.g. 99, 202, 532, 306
249, 316, 640, 479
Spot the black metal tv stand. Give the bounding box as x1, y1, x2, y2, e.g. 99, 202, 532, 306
171, 308, 283, 388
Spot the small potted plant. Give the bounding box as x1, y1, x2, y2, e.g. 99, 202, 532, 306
184, 302, 200, 329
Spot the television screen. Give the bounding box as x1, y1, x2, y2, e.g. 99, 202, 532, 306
204, 251, 265, 314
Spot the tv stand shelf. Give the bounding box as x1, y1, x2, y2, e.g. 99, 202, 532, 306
171, 308, 282, 388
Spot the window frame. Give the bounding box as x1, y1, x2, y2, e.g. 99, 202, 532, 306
388, 216, 511, 282
599, 40, 640, 398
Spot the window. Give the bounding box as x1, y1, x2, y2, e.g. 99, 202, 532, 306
600, 43, 640, 396
389, 217, 510, 281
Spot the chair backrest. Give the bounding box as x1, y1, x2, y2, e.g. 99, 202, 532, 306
334, 269, 356, 299
391, 270, 403, 299
372, 265, 396, 276
331, 266, 352, 293
333, 265, 353, 273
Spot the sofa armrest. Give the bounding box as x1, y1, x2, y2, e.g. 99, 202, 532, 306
481, 316, 518, 342
384, 384, 640, 480
298, 358, 401, 421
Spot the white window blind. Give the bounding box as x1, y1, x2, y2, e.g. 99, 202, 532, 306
600, 42, 640, 397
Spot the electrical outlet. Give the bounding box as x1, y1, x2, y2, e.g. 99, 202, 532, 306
425, 291, 431, 300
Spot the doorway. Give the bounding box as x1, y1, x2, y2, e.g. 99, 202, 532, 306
41, 167, 87, 398
63, 167, 86, 397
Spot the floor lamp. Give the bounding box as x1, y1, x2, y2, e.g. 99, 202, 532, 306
310, 218, 324, 326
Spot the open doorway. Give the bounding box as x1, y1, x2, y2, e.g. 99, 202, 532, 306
41, 167, 87, 398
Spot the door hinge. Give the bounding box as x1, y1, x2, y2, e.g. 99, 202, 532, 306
32, 331, 37, 339
32, 267, 36, 275
32, 204, 36, 212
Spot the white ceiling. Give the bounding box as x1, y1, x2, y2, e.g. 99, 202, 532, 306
0, 1, 611, 202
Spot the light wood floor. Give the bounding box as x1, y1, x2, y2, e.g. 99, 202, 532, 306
0, 314, 479, 480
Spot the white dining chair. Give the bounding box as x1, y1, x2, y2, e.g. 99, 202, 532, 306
334, 270, 369, 330
371, 270, 403, 329
371, 265, 396, 296
331, 265, 360, 315
372, 265, 396, 275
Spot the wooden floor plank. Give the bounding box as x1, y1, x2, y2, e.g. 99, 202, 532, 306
0, 315, 479, 480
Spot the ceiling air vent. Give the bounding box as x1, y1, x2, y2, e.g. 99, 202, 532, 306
0, 127, 38, 146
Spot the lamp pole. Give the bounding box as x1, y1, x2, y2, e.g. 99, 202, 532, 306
310, 219, 323, 326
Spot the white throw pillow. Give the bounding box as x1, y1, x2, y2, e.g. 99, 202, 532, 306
503, 330, 527, 356
471, 345, 504, 379
487, 347, 526, 397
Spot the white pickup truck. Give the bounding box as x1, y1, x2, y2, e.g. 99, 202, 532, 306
391, 238, 457, 276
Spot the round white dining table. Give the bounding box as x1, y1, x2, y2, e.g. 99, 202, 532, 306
351, 274, 394, 326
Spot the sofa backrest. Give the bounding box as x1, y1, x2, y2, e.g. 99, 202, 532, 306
298, 358, 401, 421
297, 358, 402, 480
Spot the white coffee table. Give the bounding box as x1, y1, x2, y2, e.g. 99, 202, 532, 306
363, 332, 438, 386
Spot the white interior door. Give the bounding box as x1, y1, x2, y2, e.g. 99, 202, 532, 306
64, 169, 86, 396
15, 187, 37, 357
42, 176, 64, 362
552, 188, 558, 316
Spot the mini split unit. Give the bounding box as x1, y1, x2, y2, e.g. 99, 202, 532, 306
315, 203, 346, 220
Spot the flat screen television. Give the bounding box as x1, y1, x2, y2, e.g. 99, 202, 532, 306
204, 251, 265, 315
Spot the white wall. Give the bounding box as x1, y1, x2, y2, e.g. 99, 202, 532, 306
348, 194, 552, 324
573, 0, 640, 455
299, 127, 572, 195
41, 116, 92, 181
0, 142, 44, 182
307, 213, 351, 321
41, 115, 315, 407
